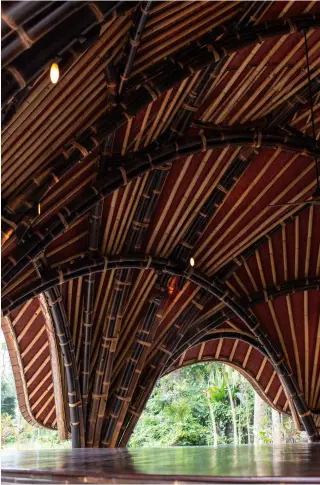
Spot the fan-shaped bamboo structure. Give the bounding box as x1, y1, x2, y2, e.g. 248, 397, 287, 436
1, 1, 320, 448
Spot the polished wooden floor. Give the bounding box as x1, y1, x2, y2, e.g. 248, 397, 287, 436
2, 444, 320, 484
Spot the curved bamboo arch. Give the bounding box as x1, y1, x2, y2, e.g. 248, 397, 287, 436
166, 349, 287, 415
38, 295, 68, 439
3, 130, 319, 290
119, 333, 293, 447
2, 3, 320, 450
3, 256, 319, 313
1, 315, 55, 431
3, 253, 318, 440
117, 331, 298, 447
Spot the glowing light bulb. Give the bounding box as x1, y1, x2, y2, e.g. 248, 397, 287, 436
50, 63, 59, 84
190, 257, 195, 267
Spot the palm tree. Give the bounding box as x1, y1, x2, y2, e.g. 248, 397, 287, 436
222, 366, 239, 445
254, 392, 266, 444
202, 367, 226, 447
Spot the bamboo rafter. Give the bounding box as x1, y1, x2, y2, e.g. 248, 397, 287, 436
2, 1, 320, 448
2, 2, 139, 107
2, 128, 319, 289
3, 251, 319, 439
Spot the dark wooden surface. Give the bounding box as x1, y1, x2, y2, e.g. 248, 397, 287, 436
2, 444, 320, 484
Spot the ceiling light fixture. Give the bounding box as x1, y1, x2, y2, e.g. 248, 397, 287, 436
50, 63, 60, 84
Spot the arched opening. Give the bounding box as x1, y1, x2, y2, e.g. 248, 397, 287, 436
0, 333, 71, 450
129, 362, 303, 448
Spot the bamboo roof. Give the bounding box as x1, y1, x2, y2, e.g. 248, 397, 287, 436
1, 1, 320, 446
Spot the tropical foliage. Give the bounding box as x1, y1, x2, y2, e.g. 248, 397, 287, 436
1, 338, 302, 449
129, 363, 303, 447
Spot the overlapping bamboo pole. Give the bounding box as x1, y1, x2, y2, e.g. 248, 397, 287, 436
4, 253, 319, 441
2, 2, 86, 66
119, 1, 152, 96
101, 286, 167, 446
182, 77, 319, 268
87, 269, 125, 446
117, 291, 214, 444
94, 170, 172, 444
33, 258, 84, 448
1, 37, 125, 243
2, 16, 318, 246
127, 15, 320, 92
2, 7, 320, 446
2, 127, 319, 289
81, 201, 103, 428
109, 291, 170, 447
88, 111, 170, 444
38, 295, 67, 439
2, 2, 139, 107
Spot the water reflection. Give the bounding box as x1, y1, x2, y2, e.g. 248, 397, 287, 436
2, 444, 320, 480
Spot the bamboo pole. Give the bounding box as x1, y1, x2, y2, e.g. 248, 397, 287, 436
33, 258, 85, 448
5, 254, 319, 440
2, 127, 319, 291
2, 2, 139, 106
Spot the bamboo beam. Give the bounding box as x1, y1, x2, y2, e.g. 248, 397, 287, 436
2, 2, 139, 106
5, 15, 320, 240
4, 126, 318, 290
119, 2, 152, 96
4, 255, 320, 315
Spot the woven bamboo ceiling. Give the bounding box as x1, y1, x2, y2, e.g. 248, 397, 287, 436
1, 1, 320, 447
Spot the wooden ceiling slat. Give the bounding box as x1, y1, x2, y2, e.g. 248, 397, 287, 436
2, 1, 320, 438
240, 32, 316, 123
132, 6, 238, 76
21, 326, 46, 359
31, 382, 53, 411
205, 172, 316, 274
286, 295, 303, 391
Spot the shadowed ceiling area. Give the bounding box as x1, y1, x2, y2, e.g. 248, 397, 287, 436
1, 1, 320, 448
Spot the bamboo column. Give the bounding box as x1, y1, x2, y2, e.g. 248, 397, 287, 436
34, 258, 84, 447
101, 285, 167, 447
81, 201, 103, 428
5, 253, 318, 441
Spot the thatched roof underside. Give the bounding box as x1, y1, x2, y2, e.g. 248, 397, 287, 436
1, 1, 320, 446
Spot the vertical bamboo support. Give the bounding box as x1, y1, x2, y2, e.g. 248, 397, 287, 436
81, 201, 103, 429
34, 258, 84, 448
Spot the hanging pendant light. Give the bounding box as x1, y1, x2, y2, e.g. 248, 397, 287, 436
50, 63, 60, 84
